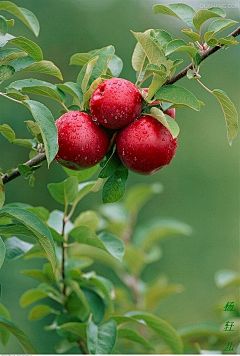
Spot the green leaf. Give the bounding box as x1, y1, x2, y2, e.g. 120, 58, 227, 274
0, 64, 14, 80
0, 237, 6, 269
0, 303, 10, 345
102, 165, 128, 204
65, 279, 91, 319
20, 289, 47, 308
193, 10, 223, 31
155, 84, 201, 111
99, 150, 122, 179
9, 37, 43, 61
108, 54, 123, 77
81, 56, 98, 94
63, 164, 99, 183
182, 29, 201, 42
25, 206, 49, 221
118, 328, 154, 350
150, 107, 180, 138
70, 52, 91, 66
19, 60, 63, 80
8, 78, 65, 102
166, 40, 198, 58
145, 64, 166, 77
0, 48, 27, 64
21, 269, 52, 284
131, 30, 167, 68
0, 123, 15, 142
28, 304, 52, 320
150, 29, 173, 52
0, 208, 56, 269
5, 237, 33, 261
23, 100, 58, 166
212, 89, 238, 145
218, 36, 238, 46
0, 2, 39, 36
77, 45, 115, 101
133, 218, 192, 249
132, 36, 148, 73
47, 176, 79, 206
153, 3, 195, 28
87, 275, 114, 314
11, 55, 36, 71
6, 88, 29, 100
124, 182, 163, 214
70, 226, 124, 261
208, 19, 238, 36
0, 177, 5, 210
178, 322, 224, 339
57, 82, 82, 103
74, 210, 100, 230
0, 16, 7, 36
0, 316, 37, 353
87, 319, 117, 354
58, 322, 87, 341
126, 311, 183, 354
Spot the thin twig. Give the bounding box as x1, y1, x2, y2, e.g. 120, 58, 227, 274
2, 26, 240, 186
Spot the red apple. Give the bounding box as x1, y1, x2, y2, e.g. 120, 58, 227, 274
116, 115, 178, 175
89, 78, 142, 129
55, 111, 109, 170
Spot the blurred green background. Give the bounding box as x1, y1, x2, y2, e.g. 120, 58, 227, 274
0, 0, 239, 353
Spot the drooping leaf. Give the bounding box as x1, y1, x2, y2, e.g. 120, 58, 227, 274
0, 208, 56, 269
0, 2, 39, 36
132, 218, 192, 249
155, 84, 201, 111
62, 164, 99, 183
5, 237, 33, 261
124, 182, 163, 214
193, 9, 224, 31
150, 107, 180, 138
81, 56, 98, 94
87, 319, 117, 354
7, 78, 65, 102
153, 3, 196, 28
132, 37, 148, 73
19, 60, 63, 80
208, 19, 238, 36
118, 328, 154, 350
126, 311, 183, 354
212, 89, 238, 145
131, 30, 167, 68
0, 64, 14, 80
0, 48, 27, 64
108, 54, 123, 77
98, 150, 122, 179
23, 100, 58, 166
57, 82, 82, 103
28, 304, 53, 320
181, 29, 201, 42
0, 237, 6, 269
0, 316, 37, 353
47, 176, 79, 206
9, 36, 43, 61
70, 226, 124, 261
102, 165, 128, 204
165, 39, 198, 57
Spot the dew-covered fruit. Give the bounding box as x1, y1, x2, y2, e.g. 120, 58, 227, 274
116, 115, 178, 175
89, 78, 142, 129
164, 108, 175, 120
55, 111, 109, 170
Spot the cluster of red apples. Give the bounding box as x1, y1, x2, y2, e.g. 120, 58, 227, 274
55, 78, 177, 175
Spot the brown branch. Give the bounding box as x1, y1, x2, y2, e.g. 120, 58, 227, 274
165, 26, 240, 86
1, 27, 240, 186
2, 152, 46, 184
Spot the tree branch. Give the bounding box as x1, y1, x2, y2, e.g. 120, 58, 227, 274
2, 152, 46, 184
165, 26, 240, 86
2, 26, 240, 186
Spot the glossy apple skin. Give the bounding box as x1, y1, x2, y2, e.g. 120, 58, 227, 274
90, 78, 142, 129
116, 115, 178, 175
55, 111, 109, 170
